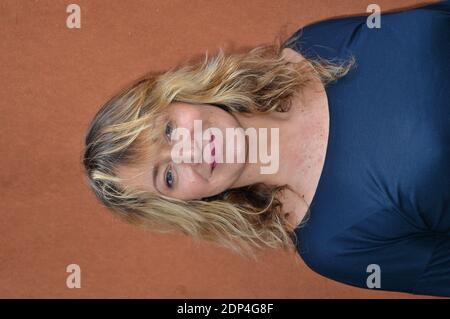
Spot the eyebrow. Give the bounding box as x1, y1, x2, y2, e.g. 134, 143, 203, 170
152, 163, 162, 194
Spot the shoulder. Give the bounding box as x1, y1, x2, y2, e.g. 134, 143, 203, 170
295, 206, 449, 295
280, 47, 307, 64
284, 2, 450, 61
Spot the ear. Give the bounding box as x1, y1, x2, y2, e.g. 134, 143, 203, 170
280, 48, 306, 64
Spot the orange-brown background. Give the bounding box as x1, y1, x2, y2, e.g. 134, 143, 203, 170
0, 0, 442, 298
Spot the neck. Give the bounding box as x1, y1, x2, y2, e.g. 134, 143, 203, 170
227, 81, 325, 193
229, 111, 283, 188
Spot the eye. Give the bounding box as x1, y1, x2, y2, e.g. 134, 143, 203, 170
165, 166, 174, 188
165, 121, 174, 141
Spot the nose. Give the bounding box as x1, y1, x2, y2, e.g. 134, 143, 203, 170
168, 133, 212, 181
170, 137, 203, 164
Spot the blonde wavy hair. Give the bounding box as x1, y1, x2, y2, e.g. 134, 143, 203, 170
82, 29, 356, 260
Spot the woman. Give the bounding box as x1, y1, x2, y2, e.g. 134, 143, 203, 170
83, 1, 450, 297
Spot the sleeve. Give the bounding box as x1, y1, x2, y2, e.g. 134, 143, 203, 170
301, 209, 450, 297
412, 235, 450, 296
282, 0, 450, 62
282, 13, 367, 62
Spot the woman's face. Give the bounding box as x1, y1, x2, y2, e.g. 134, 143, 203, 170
117, 102, 247, 200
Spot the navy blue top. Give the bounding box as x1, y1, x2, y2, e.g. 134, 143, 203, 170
284, 1, 450, 297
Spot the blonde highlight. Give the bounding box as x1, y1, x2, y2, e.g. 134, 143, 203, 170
82, 30, 355, 261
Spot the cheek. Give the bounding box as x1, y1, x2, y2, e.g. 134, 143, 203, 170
177, 169, 207, 197
223, 162, 245, 179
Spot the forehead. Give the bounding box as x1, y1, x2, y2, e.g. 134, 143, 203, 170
166, 101, 204, 114
115, 114, 168, 194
